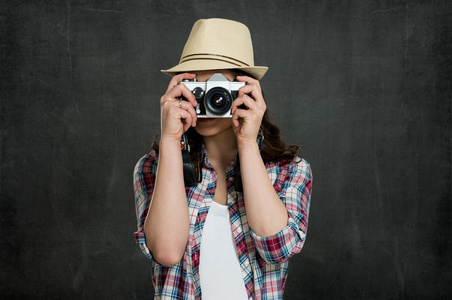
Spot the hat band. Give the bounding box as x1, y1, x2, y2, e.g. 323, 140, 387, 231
180, 53, 250, 67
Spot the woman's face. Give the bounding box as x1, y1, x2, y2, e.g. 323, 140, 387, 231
192, 70, 236, 138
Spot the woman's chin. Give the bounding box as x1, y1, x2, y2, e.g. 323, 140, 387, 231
194, 118, 233, 137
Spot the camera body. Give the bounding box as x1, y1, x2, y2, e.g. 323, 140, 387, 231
181, 73, 245, 118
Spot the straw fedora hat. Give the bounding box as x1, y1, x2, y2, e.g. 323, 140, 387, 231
161, 18, 268, 80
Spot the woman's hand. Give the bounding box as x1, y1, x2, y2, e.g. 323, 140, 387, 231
160, 73, 198, 142
231, 75, 266, 145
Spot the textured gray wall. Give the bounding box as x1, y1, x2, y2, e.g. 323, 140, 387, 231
1, 0, 451, 299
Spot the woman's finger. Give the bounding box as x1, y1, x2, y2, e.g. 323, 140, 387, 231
179, 109, 193, 133
165, 73, 196, 93
162, 99, 198, 128
232, 108, 252, 128
231, 94, 263, 115
168, 84, 198, 108
236, 77, 266, 110
236, 75, 262, 92
178, 99, 198, 127
166, 103, 193, 128
161, 73, 198, 108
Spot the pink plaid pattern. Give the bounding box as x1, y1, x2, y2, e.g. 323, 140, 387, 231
134, 147, 312, 299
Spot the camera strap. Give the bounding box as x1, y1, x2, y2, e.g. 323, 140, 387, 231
181, 133, 202, 186
181, 128, 263, 190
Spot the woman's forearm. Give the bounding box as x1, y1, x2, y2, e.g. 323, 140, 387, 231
144, 137, 190, 265
238, 141, 289, 238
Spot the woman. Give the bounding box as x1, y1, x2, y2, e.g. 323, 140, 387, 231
134, 18, 312, 299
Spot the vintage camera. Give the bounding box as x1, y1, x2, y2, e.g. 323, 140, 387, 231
181, 73, 245, 118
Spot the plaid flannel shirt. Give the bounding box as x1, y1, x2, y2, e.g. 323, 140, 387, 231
134, 146, 312, 299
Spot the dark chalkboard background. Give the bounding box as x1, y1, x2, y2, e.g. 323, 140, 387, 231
1, 0, 451, 299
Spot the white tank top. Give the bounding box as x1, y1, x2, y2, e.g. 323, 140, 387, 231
199, 201, 248, 299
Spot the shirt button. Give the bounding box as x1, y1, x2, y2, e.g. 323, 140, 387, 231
228, 177, 234, 181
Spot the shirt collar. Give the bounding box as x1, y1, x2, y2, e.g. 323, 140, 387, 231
201, 142, 238, 171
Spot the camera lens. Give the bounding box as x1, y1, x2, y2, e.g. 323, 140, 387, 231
205, 87, 232, 116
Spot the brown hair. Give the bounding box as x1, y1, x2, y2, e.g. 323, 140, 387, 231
259, 110, 300, 163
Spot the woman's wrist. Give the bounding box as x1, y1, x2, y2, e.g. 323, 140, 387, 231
160, 134, 182, 149
237, 137, 260, 154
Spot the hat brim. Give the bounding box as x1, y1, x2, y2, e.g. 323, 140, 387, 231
161, 59, 268, 80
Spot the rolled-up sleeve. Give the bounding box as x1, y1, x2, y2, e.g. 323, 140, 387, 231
133, 151, 159, 261
250, 158, 312, 264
